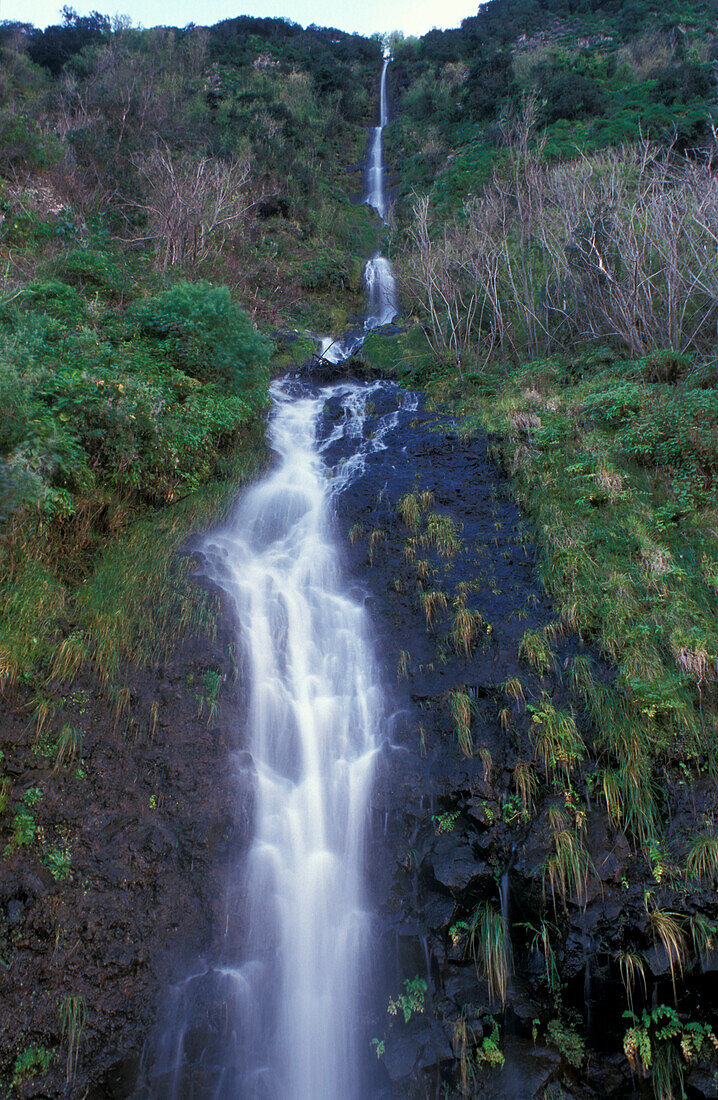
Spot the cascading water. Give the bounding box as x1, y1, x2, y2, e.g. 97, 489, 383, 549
365, 57, 390, 218
197, 382, 384, 1098
144, 56, 400, 1100
318, 54, 397, 364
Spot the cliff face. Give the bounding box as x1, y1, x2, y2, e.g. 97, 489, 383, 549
0, 574, 248, 1098
318, 377, 718, 1098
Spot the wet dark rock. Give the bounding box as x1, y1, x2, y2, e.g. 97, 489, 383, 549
482, 1039, 560, 1099
427, 834, 491, 895
383, 1024, 453, 1082
422, 892, 456, 932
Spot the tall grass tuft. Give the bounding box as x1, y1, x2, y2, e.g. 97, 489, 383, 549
545, 811, 593, 907
451, 601, 486, 657
502, 676, 525, 710
420, 589, 448, 628
686, 834, 718, 883
54, 724, 83, 772
617, 950, 647, 1016
51, 634, 89, 683
529, 696, 584, 784
512, 759, 537, 819
59, 994, 87, 1086
648, 907, 686, 1000
468, 902, 509, 1004
519, 629, 554, 675
449, 688, 473, 757
397, 493, 422, 530
422, 513, 462, 558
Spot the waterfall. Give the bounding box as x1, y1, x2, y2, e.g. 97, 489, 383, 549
318, 55, 397, 365
364, 255, 398, 327
365, 58, 390, 218
361, 56, 397, 328
196, 382, 383, 1098
146, 58, 400, 1100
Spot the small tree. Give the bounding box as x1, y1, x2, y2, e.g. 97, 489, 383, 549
136, 281, 272, 400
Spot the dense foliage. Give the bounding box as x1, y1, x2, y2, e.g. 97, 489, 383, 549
386, 0, 718, 216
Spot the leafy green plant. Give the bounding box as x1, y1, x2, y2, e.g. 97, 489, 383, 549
387, 976, 428, 1024
44, 845, 72, 881
547, 1016, 585, 1069
135, 281, 271, 399
197, 669, 222, 723
12, 1045, 54, 1087
624, 1005, 718, 1100
433, 810, 460, 834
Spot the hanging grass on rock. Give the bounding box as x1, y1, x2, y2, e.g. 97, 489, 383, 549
449, 687, 473, 757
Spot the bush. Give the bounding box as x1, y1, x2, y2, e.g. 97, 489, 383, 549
55, 249, 126, 296
0, 111, 63, 174
136, 281, 272, 400
14, 280, 87, 325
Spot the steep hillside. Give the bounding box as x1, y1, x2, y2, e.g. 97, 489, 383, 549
0, 14, 384, 1096
354, 2, 718, 1096
386, 0, 718, 215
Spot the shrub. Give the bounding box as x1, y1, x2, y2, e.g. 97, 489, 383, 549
136, 281, 272, 399
55, 250, 126, 296
0, 111, 63, 174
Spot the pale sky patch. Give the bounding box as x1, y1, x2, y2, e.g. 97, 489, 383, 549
1, 0, 481, 37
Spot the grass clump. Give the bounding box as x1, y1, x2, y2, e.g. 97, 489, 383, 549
468, 902, 509, 1005
518, 629, 554, 676
53, 724, 82, 772
422, 512, 462, 558
512, 759, 538, 820
545, 806, 593, 907
449, 687, 473, 758
528, 696, 584, 785
686, 834, 718, 883
59, 994, 87, 1087
420, 589, 448, 628
450, 601, 487, 657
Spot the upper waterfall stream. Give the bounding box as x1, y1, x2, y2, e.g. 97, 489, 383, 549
319, 54, 396, 364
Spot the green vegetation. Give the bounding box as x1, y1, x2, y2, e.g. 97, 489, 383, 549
12, 1045, 54, 1087
387, 975, 428, 1023
59, 994, 86, 1087
624, 1005, 718, 1100
387, 0, 718, 220
0, 13, 386, 1093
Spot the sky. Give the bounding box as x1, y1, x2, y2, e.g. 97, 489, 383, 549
0, 0, 481, 37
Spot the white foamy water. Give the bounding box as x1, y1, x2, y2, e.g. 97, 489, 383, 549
318, 55, 397, 364
200, 380, 383, 1098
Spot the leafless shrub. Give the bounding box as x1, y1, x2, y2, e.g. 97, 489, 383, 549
127, 147, 257, 270
400, 107, 718, 372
